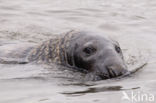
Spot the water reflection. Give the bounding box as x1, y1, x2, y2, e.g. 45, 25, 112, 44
61, 85, 140, 96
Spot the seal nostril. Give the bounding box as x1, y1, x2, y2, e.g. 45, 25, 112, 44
106, 66, 117, 78
110, 68, 117, 77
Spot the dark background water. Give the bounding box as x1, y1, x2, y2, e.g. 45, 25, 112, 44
0, 0, 156, 103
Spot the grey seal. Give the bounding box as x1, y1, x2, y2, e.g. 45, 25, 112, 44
0, 30, 129, 80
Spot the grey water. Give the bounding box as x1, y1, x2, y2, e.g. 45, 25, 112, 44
0, 0, 156, 103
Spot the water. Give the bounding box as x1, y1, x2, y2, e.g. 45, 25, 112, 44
0, 0, 156, 103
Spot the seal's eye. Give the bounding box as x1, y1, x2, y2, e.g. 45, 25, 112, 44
83, 46, 96, 55
115, 45, 121, 53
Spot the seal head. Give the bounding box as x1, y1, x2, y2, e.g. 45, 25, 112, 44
62, 31, 128, 80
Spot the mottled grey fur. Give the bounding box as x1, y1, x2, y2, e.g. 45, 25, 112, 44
27, 30, 79, 64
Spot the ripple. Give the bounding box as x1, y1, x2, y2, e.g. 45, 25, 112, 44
61, 86, 140, 96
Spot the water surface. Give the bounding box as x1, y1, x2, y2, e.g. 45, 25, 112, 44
0, 0, 156, 103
